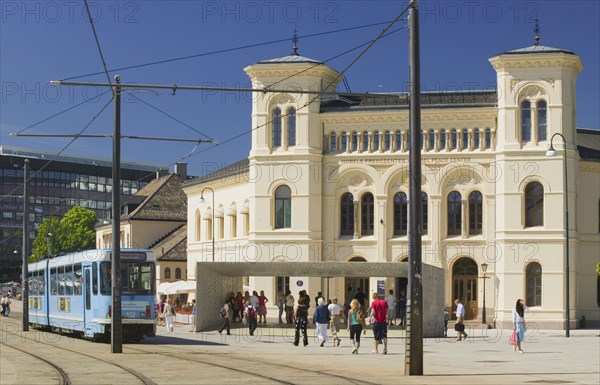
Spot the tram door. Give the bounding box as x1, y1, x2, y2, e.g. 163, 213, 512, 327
83, 268, 93, 331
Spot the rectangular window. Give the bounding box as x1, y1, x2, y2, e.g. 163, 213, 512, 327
58, 266, 65, 295
429, 130, 435, 150
92, 262, 98, 295
74, 263, 82, 296
65, 265, 73, 296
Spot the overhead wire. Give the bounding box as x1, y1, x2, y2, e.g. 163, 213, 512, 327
60, 20, 395, 81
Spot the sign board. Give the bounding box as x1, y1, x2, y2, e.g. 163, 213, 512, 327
296, 280, 303, 287
377, 280, 385, 296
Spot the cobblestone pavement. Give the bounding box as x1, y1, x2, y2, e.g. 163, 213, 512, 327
1, 302, 598, 384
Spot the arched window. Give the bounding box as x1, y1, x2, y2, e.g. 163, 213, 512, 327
287, 107, 296, 146
373, 132, 380, 151
330, 132, 337, 153
340, 193, 354, 236
525, 182, 544, 227
361, 192, 374, 236
164, 267, 171, 279
275, 185, 292, 229
341, 131, 348, 151
537, 100, 547, 141
474, 128, 480, 149
451, 129, 458, 149
469, 191, 483, 235
393, 192, 408, 236
521, 100, 531, 142
526, 262, 542, 306
385, 131, 391, 151
272, 107, 282, 147
352, 131, 359, 151
420, 130, 425, 150
448, 191, 462, 236
462, 129, 469, 150
422, 192, 428, 234
395, 131, 402, 151
428, 130, 435, 150
485, 128, 491, 149
362, 131, 369, 151
440, 129, 446, 149
175, 268, 182, 279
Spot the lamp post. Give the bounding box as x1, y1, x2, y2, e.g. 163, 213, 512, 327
546, 133, 570, 337
480, 263, 489, 326
199, 187, 215, 262
46, 232, 53, 257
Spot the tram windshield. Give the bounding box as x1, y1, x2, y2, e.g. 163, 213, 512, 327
100, 262, 154, 295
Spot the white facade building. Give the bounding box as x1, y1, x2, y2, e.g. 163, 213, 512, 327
184, 43, 600, 329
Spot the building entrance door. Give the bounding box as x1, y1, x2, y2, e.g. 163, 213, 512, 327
452, 257, 478, 320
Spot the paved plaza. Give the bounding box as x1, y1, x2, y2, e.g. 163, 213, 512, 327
1, 301, 598, 384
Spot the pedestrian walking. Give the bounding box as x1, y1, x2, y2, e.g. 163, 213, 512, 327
285, 290, 295, 324
293, 296, 309, 347
398, 291, 407, 326
454, 298, 468, 341
347, 299, 367, 354
313, 297, 330, 347
245, 300, 258, 336
162, 299, 176, 333
218, 299, 232, 335
189, 299, 197, 332
385, 289, 397, 326
276, 291, 285, 324
512, 298, 528, 353
1, 295, 9, 317
257, 290, 268, 324
327, 297, 343, 346
369, 292, 389, 354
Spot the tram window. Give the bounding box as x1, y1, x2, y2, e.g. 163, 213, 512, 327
92, 262, 98, 295
50, 268, 57, 295
85, 269, 91, 310
65, 265, 73, 296
28, 271, 36, 296
123, 263, 154, 295
74, 264, 82, 296
100, 263, 112, 295
39, 271, 45, 295
58, 266, 65, 295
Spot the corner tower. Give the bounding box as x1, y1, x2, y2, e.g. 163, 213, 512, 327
243, 46, 341, 263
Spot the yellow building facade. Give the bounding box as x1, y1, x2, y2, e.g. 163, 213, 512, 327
184, 44, 600, 329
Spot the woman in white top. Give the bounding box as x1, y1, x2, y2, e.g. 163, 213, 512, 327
162, 299, 176, 333
512, 298, 527, 353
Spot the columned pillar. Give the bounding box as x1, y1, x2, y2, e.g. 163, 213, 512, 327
353, 200, 359, 239
461, 199, 467, 239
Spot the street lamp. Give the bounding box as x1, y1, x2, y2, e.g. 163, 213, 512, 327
480, 262, 489, 326
546, 133, 570, 337
46, 232, 53, 257
199, 187, 215, 262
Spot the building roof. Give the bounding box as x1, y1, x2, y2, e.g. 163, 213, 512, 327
154, 225, 187, 262
498, 45, 576, 56
123, 173, 187, 221
0, 145, 166, 172
184, 158, 249, 187
256, 54, 323, 65
577, 128, 600, 161
321, 90, 498, 112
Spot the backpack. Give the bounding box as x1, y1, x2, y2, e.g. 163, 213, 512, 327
246, 305, 256, 319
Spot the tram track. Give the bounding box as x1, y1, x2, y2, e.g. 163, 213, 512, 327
126, 344, 379, 385
1, 342, 71, 385
1, 319, 156, 385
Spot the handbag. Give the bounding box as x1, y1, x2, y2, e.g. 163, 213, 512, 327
509, 329, 518, 345
454, 322, 465, 332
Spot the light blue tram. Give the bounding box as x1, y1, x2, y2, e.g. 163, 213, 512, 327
28, 249, 156, 341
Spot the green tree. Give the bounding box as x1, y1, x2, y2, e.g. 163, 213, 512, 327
58, 206, 97, 254
31, 217, 60, 262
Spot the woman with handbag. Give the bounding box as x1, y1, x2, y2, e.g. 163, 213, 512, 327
512, 299, 527, 353
347, 299, 367, 354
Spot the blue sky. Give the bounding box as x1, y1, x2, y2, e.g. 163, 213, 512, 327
1, 0, 599, 177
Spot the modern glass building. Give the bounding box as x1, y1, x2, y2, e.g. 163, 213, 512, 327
0, 146, 167, 282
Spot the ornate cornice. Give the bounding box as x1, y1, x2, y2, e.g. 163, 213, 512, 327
579, 163, 600, 173
489, 54, 583, 73
321, 110, 496, 125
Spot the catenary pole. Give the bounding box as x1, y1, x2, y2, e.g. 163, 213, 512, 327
111, 75, 123, 353
405, 0, 423, 375
22, 159, 30, 331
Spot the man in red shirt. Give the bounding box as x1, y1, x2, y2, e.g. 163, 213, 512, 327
369, 292, 389, 354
